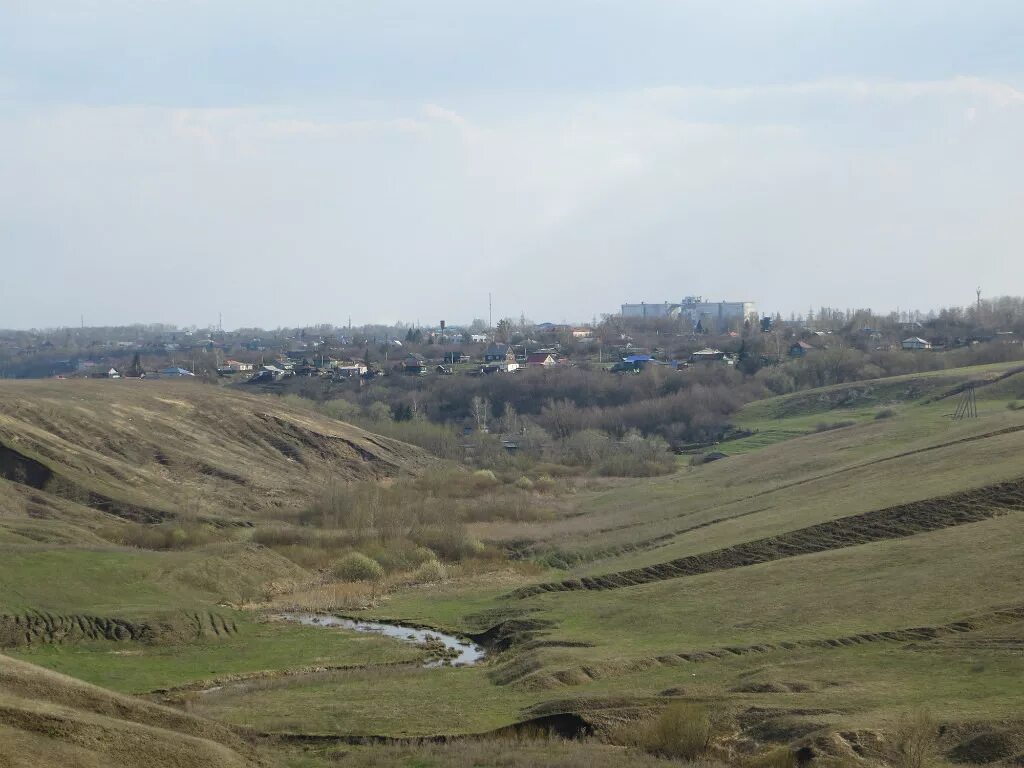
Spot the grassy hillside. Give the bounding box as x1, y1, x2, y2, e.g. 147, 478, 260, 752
4, 365, 1024, 766
0, 653, 258, 767
268, 363, 1023, 755
0, 379, 432, 543
0, 381, 435, 704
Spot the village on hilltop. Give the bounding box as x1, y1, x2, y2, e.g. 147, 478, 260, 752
0, 295, 1019, 383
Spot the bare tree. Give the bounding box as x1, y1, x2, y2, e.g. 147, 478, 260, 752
470, 396, 490, 432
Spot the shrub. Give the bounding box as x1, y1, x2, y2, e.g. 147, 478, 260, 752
101, 522, 220, 550
513, 476, 535, 491
415, 527, 484, 561
756, 366, 796, 395
321, 399, 361, 422
530, 462, 581, 479
533, 475, 558, 494
631, 703, 712, 760
471, 469, 499, 488
252, 526, 352, 549
332, 552, 385, 582
875, 408, 897, 420
366, 543, 415, 573
365, 401, 392, 422
270, 543, 338, 570
893, 709, 939, 768
361, 542, 440, 573
270, 581, 377, 612
411, 546, 438, 564
560, 429, 613, 465
1008, 401, 1023, 411
364, 417, 462, 460
595, 455, 674, 477
411, 558, 447, 583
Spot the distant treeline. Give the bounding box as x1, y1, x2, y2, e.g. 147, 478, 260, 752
276, 336, 1024, 467
285, 364, 761, 449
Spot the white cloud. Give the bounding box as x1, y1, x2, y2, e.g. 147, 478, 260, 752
1, 76, 1023, 326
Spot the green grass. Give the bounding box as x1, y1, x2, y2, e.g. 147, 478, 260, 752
519, 514, 1024, 657
5, 362, 1024, 750
738, 362, 1022, 422
195, 665, 533, 737
723, 361, 1024, 455
0, 543, 306, 614
541, 398, 1024, 575
570, 639, 1024, 726
7, 617, 422, 694
0, 547, 205, 615
337, 364, 1024, 738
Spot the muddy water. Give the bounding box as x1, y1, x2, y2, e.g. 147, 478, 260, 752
278, 612, 486, 667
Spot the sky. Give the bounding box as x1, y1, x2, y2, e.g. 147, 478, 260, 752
1, 1, 1023, 329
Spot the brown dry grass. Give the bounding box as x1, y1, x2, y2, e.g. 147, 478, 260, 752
0, 379, 434, 543
264, 581, 381, 612
892, 709, 940, 768
0, 653, 256, 767
611, 702, 714, 760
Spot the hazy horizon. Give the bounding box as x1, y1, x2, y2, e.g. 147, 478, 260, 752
2, 1, 1022, 329
0, 295, 1004, 337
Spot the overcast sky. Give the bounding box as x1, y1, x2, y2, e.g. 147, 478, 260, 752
1, 1, 1022, 329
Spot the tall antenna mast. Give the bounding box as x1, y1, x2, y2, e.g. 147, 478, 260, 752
976, 287, 982, 317
488, 293, 493, 331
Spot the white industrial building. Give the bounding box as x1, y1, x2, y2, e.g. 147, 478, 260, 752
620, 302, 680, 319
686, 300, 757, 329
621, 297, 757, 330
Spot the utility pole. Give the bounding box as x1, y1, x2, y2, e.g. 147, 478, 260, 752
976, 287, 982, 319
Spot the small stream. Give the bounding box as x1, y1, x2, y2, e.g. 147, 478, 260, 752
278, 612, 486, 667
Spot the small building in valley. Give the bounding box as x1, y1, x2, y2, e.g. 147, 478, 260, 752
526, 352, 557, 367
403, 354, 428, 375
483, 343, 516, 363
901, 337, 932, 351
689, 348, 727, 363
789, 340, 815, 358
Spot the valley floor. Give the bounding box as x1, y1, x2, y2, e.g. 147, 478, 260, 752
3, 364, 1024, 766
